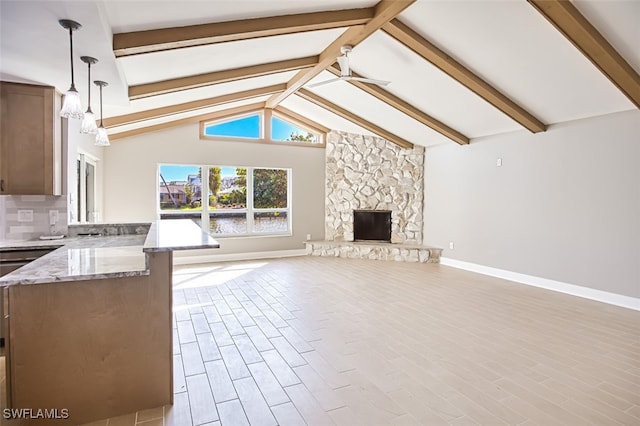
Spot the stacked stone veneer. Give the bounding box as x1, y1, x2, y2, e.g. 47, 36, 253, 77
305, 240, 442, 263
325, 131, 424, 244
311, 131, 438, 263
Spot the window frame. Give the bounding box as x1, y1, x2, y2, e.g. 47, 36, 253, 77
199, 106, 327, 148
76, 152, 99, 223
157, 164, 292, 238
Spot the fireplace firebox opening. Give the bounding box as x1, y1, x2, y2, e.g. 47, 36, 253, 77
353, 210, 392, 242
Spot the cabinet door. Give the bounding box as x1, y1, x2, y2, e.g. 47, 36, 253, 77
0, 82, 62, 195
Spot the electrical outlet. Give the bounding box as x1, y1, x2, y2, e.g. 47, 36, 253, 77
17, 210, 34, 222
496, 158, 503, 167
49, 210, 59, 226
306, 234, 312, 241
449, 241, 454, 250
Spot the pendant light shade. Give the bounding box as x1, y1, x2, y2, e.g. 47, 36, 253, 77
94, 80, 110, 146
80, 56, 98, 134
59, 19, 84, 119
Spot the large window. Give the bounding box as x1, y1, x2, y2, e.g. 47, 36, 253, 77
158, 164, 290, 236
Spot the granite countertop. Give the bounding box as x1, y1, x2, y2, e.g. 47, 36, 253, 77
0, 238, 69, 251
0, 219, 220, 286
143, 219, 220, 252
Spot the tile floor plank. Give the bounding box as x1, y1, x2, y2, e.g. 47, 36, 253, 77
68, 257, 640, 426
177, 320, 197, 344
220, 344, 252, 380
245, 325, 275, 352
248, 361, 290, 407
261, 349, 301, 387
216, 399, 250, 426
233, 334, 263, 365
271, 401, 306, 426
205, 360, 238, 403
186, 373, 219, 424
284, 383, 337, 426
270, 336, 307, 368
197, 332, 222, 362
181, 341, 206, 377
234, 377, 278, 426
165, 392, 192, 426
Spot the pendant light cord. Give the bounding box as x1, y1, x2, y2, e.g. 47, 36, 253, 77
68, 27, 76, 91
99, 85, 104, 126
86, 62, 91, 110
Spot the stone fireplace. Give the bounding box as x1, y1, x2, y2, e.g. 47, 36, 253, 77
306, 130, 441, 263
325, 131, 424, 244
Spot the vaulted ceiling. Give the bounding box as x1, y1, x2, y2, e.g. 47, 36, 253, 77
1, 0, 638, 148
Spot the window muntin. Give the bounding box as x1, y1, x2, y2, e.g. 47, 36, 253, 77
158, 164, 290, 237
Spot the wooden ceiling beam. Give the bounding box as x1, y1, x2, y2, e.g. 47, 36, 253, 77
528, 0, 640, 109
327, 64, 469, 145
105, 84, 285, 128
109, 102, 266, 141
128, 56, 317, 100
297, 88, 413, 148
265, 0, 416, 109
383, 19, 546, 133
113, 8, 375, 57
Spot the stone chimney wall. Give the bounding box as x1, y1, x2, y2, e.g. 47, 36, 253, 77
325, 131, 424, 244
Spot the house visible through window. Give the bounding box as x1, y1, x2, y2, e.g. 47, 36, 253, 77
158, 164, 290, 236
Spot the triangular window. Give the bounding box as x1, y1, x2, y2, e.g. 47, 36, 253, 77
204, 113, 261, 139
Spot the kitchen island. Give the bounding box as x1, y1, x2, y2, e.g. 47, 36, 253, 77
0, 220, 219, 425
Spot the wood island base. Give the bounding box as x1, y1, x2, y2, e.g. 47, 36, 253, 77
4, 251, 173, 425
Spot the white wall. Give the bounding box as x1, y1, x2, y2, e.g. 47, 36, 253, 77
424, 110, 640, 299
65, 118, 105, 223
102, 124, 326, 257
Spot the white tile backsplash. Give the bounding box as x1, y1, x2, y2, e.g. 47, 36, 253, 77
0, 195, 68, 241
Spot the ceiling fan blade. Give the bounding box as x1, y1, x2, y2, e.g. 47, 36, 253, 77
337, 55, 350, 77
307, 77, 342, 88
350, 76, 391, 86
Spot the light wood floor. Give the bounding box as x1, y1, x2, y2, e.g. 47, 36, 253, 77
78, 256, 638, 426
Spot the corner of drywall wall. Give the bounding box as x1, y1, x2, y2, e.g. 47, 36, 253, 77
423, 109, 640, 299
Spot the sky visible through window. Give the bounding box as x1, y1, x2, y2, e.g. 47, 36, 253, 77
205, 115, 261, 138
272, 116, 307, 141
204, 113, 311, 141
160, 165, 237, 182
161, 114, 312, 181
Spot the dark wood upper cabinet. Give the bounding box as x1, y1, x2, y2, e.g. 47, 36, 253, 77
0, 81, 62, 195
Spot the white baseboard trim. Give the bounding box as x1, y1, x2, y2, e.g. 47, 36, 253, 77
172, 249, 307, 266
440, 257, 640, 311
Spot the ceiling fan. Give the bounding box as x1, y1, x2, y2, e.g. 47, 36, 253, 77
308, 45, 391, 88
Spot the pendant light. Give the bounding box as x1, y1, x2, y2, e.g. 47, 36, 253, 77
80, 56, 98, 134
94, 80, 110, 146
59, 19, 84, 119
